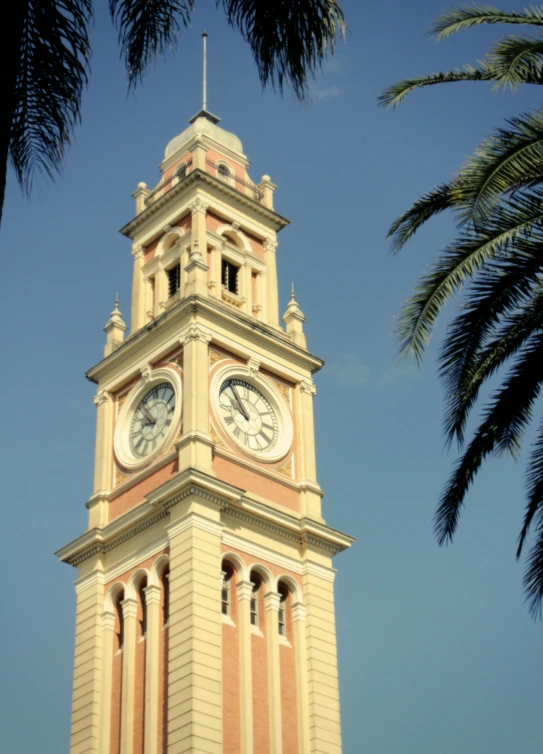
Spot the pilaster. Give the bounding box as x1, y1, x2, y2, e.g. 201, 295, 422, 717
92, 390, 113, 518
265, 591, 283, 754
144, 585, 162, 754
189, 198, 209, 257
296, 380, 322, 519
292, 602, 310, 754
237, 581, 254, 754
166, 502, 223, 754
131, 245, 145, 333
70, 569, 104, 754
99, 611, 116, 754
301, 569, 342, 754
120, 598, 138, 754
177, 324, 213, 472
263, 238, 279, 327
155, 262, 168, 314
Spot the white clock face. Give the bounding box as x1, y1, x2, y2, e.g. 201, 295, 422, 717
219, 379, 279, 453
129, 382, 176, 458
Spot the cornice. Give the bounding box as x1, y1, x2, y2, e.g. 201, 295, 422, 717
57, 467, 353, 568
85, 294, 323, 387
119, 169, 289, 239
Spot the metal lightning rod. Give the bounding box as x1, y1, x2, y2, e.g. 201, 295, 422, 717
202, 31, 208, 111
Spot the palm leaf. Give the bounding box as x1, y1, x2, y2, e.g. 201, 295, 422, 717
453, 110, 543, 224
387, 183, 454, 254
9, 0, 92, 194
441, 266, 543, 448
435, 330, 543, 545
109, 0, 194, 89
221, 0, 346, 100
519, 421, 543, 616
395, 191, 543, 362
430, 4, 543, 42
379, 65, 494, 109
486, 34, 543, 90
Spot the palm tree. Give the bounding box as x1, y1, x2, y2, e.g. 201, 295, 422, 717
379, 4, 543, 617
0, 0, 345, 226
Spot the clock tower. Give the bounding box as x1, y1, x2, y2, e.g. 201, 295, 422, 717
57, 94, 353, 754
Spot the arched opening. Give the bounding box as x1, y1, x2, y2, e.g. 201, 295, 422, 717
221, 561, 234, 617
114, 589, 125, 650
161, 566, 170, 627
249, 572, 262, 628
277, 581, 290, 638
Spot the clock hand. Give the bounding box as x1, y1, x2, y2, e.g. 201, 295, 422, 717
142, 405, 156, 423
231, 385, 250, 420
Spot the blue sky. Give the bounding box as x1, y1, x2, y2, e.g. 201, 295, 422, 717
1, 1, 542, 752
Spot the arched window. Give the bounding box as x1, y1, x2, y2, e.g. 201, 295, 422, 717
138, 577, 148, 637
221, 562, 234, 616
114, 590, 125, 650
217, 162, 233, 186
161, 566, 170, 627
250, 574, 261, 627
278, 583, 289, 637
176, 162, 188, 180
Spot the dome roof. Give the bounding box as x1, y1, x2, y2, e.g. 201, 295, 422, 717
164, 110, 244, 161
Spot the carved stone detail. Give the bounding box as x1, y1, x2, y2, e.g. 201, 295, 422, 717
272, 378, 290, 404
189, 198, 209, 215
209, 425, 224, 447
141, 364, 153, 383
247, 357, 261, 377
276, 459, 293, 478
93, 389, 111, 407
179, 324, 212, 345
117, 392, 128, 413
131, 244, 145, 259
209, 348, 225, 367
115, 467, 129, 486
263, 238, 278, 253
300, 379, 317, 396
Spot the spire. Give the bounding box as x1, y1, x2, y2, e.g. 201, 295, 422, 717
282, 282, 307, 348
189, 32, 220, 125
103, 294, 127, 357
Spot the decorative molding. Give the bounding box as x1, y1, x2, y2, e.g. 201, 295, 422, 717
276, 459, 293, 478
121, 597, 138, 619
166, 511, 223, 540
231, 221, 240, 231
101, 611, 116, 631
236, 580, 253, 601
117, 391, 128, 413
143, 584, 161, 606
221, 531, 303, 575
179, 323, 213, 345
222, 290, 245, 309
263, 238, 278, 253
300, 379, 317, 397
140, 364, 153, 383
247, 357, 261, 377
302, 561, 336, 583
94, 389, 111, 407
162, 224, 172, 236
74, 571, 105, 595
264, 591, 281, 612
188, 198, 209, 215
291, 601, 306, 622
132, 244, 145, 259
115, 467, 129, 487
225, 505, 302, 545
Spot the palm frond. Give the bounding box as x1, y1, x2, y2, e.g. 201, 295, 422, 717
9, 0, 92, 194
435, 331, 543, 545
378, 65, 493, 109
395, 191, 543, 362
441, 266, 543, 448
387, 184, 454, 254
109, 0, 194, 89
486, 34, 543, 90
430, 4, 543, 42
453, 110, 543, 224
519, 421, 543, 617
221, 0, 346, 101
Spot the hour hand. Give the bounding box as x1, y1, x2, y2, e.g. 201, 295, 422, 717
142, 405, 156, 423
231, 385, 250, 420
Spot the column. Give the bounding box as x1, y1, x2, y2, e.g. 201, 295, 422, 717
242, 261, 252, 315
155, 263, 167, 314
69, 567, 104, 754
297, 380, 322, 519
208, 244, 221, 297
263, 238, 279, 327
177, 324, 213, 472
302, 568, 342, 754
90, 389, 113, 528
131, 245, 145, 332
236, 581, 254, 754
167, 502, 223, 754
120, 598, 138, 754
144, 585, 161, 754
292, 602, 309, 754
99, 611, 116, 754
180, 245, 190, 297
189, 199, 208, 257
264, 592, 283, 754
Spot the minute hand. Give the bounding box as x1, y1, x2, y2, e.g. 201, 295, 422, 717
231, 385, 250, 420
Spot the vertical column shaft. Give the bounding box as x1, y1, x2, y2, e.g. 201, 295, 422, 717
70, 571, 104, 754
155, 263, 167, 314
167, 504, 223, 754
93, 390, 113, 495
297, 381, 322, 519
236, 581, 254, 754
144, 585, 161, 754
265, 592, 283, 754
120, 598, 138, 754
178, 326, 212, 472
131, 246, 145, 332
292, 603, 310, 754
263, 239, 279, 327
99, 612, 116, 754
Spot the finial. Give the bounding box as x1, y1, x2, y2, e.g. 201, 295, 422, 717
114, 292, 119, 310
291, 282, 296, 301
202, 32, 208, 112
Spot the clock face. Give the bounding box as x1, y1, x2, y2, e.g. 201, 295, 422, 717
129, 382, 176, 458
219, 379, 279, 453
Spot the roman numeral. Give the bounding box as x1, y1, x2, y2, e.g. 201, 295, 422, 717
233, 427, 241, 438
225, 417, 234, 425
